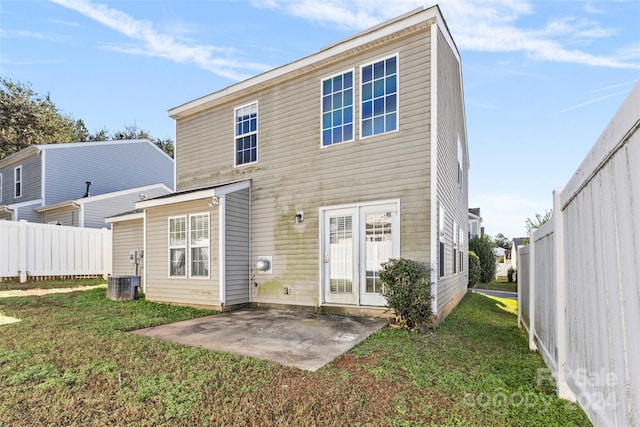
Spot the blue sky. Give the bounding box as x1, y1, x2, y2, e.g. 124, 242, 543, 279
1, 0, 639, 239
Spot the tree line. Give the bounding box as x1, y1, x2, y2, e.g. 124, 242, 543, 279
0, 78, 173, 160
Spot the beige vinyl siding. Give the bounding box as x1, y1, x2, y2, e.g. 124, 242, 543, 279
41, 205, 79, 226
224, 188, 250, 305
145, 199, 221, 308
111, 218, 144, 282
434, 27, 468, 314
174, 24, 434, 307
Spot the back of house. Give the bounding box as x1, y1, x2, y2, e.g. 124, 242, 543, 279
120, 6, 469, 321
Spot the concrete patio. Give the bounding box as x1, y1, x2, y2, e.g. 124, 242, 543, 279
132, 309, 388, 371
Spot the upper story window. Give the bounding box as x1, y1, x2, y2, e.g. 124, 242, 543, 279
322, 70, 354, 146
235, 102, 258, 166
361, 54, 398, 138
14, 166, 22, 198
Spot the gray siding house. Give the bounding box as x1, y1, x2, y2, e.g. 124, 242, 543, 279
112, 6, 469, 321
0, 139, 174, 225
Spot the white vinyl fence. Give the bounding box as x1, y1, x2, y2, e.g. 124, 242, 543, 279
0, 220, 111, 282
518, 81, 640, 427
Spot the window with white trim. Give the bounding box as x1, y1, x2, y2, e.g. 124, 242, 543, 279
361, 55, 398, 138
235, 102, 258, 166
322, 70, 354, 146
459, 224, 464, 272
169, 216, 186, 277
190, 214, 210, 277
14, 166, 22, 198
453, 221, 458, 274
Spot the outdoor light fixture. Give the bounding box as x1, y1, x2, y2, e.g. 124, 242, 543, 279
295, 211, 304, 223
209, 196, 220, 206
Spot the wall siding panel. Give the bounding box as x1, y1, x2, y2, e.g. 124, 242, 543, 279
224, 188, 250, 306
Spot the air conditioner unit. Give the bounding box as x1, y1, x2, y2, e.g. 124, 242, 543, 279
107, 275, 140, 301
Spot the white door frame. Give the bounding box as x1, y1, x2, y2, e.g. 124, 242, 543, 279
319, 199, 400, 307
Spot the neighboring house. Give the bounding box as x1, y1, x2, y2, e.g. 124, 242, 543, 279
510, 237, 528, 270
35, 183, 172, 228
110, 6, 469, 322
468, 207, 483, 239
0, 139, 174, 224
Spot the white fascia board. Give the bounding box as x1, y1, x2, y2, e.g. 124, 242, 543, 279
135, 180, 250, 209
36, 139, 152, 151
34, 200, 78, 213
75, 183, 173, 205
104, 211, 144, 223
9, 198, 43, 209
168, 6, 439, 119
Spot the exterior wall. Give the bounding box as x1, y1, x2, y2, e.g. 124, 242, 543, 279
0, 154, 42, 205
41, 205, 79, 226
12, 200, 43, 223
42, 140, 174, 205
111, 218, 144, 285
145, 199, 221, 308
224, 188, 250, 306
175, 22, 434, 307
82, 185, 171, 229
433, 27, 468, 316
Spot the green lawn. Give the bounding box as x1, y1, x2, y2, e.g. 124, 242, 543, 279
474, 276, 518, 293
0, 285, 589, 426
0, 277, 106, 291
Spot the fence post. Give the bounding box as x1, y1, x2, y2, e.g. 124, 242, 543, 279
528, 229, 537, 350
19, 220, 28, 283
553, 189, 575, 401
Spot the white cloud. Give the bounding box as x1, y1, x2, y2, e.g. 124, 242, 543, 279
49, 0, 271, 80
0, 29, 45, 39
253, 0, 640, 70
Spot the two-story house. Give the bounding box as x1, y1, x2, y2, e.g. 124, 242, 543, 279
109, 6, 469, 322
0, 139, 174, 227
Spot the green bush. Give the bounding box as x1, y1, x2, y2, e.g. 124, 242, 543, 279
468, 251, 481, 288
380, 258, 433, 332
469, 235, 496, 283
507, 266, 516, 283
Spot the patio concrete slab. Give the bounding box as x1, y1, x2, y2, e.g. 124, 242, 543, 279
132, 309, 387, 371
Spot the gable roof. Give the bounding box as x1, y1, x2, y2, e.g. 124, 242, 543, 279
0, 139, 167, 168
168, 5, 455, 119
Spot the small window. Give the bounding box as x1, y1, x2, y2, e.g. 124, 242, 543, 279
169, 216, 186, 277
14, 166, 22, 198
235, 102, 258, 166
321, 70, 354, 146
190, 214, 210, 278
361, 54, 398, 138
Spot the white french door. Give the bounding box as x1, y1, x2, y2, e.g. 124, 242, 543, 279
322, 202, 399, 306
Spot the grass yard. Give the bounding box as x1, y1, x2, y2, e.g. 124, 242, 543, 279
0, 277, 106, 291
0, 285, 589, 426
475, 276, 518, 293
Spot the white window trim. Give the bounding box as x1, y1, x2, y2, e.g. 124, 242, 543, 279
189, 212, 211, 279
320, 68, 356, 148
168, 215, 187, 278
233, 101, 259, 168
14, 165, 22, 198
359, 52, 400, 141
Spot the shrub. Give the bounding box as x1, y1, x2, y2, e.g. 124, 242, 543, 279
469, 235, 496, 283
380, 258, 433, 332
507, 266, 516, 283
468, 251, 481, 288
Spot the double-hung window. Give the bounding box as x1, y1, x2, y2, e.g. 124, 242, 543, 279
169, 214, 210, 278
322, 70, 354, 146
190, 214, 210, 278
235, 102, 258, 166
169, 216, 186, 277
361, 55, 398, 138
14, 166, 22, 198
